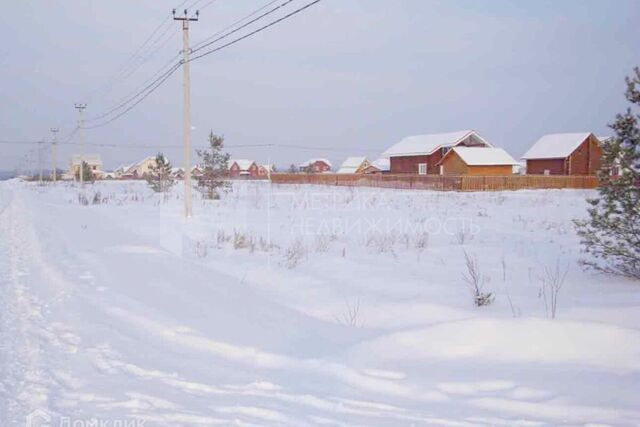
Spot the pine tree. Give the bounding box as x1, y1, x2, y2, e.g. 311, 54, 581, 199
196, 131, 231, 200
146, 153, 176, 193
288, 164, 297, 174
75, 161, 95, 183
575, 68, 640, 279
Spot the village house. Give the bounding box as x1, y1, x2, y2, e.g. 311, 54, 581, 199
382, 130, 491, 175
438, 147, 518, 176
361, 158, 390, 174
522, 133, 603, 175
122, 156, 162, 179
69, 154, 103, 179
229, 159, 259, 178
336, 157, 370, 174
257, 164, 274, 177
299, 158, 332, 173
171, 167, 185, 179
598, 136, 623, 176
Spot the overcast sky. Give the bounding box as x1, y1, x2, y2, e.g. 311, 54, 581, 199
1, 0, 638, 171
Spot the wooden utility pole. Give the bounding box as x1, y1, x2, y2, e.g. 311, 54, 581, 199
173, 8, 199, 218
74, 104, 87, 186
50, 127, 59, 182
37, 140, 44, 184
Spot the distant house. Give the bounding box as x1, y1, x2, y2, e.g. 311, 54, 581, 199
382, 130, 491, 175
171, 167, 185, 179
299, 158, 332, 173
229, 159, 258, 178
69, 154, 103, 179
598, 136, 623, 177
123, 156, 166, 179
191, 165, 204, 178
522, 133, 603, 175
257, 164, 274, 177
438, 147, 518, 176
361, 158, 390, 174
336, 157, 370, 174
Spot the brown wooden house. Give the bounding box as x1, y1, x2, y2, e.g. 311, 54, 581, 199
522, 133, 603, 175
299, 158, 332, 173
382, 130, 491, 175
438, 147, 518, 176
229, 159, 259, 178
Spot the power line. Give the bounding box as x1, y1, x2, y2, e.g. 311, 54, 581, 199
189, 0, 322, 62
191, 0, 291, 53
78, 0, 322, 129
83, 61, 183, 126
82, 17, 174, 105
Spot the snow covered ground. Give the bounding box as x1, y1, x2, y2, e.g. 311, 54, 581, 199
1, 180, 639, 427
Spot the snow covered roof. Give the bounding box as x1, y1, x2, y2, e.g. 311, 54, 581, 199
337, 157, 368, 174
522, 133, 593, 160
371, 158, 390, 171
440, 147, 518, 166
382, 130, 491, 158
299, 158, 332, 168
230, 159, 255, 171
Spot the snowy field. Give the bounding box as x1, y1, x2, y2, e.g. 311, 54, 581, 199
1, 179, 639, 427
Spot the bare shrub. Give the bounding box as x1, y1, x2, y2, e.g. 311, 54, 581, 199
455, 229, 473, 245
462, 250, 493, 307
538, 260, 569, 319
92, 191, 103, 205
233, 232, 250, 250
334, 297, 362, 327
313, 234, 335, 253
283, 238, 306, 269
414, 232, 429, 249
195, 240, 208, 258
215, 230, 231, 248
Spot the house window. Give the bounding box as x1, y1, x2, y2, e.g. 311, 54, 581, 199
543, 169, 550, 176
418, 163, 427, 175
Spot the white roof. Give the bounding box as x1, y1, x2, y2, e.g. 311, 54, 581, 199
337, 157, 368, 174
522, 133, 592, 159
382, 130, 490, 158
371, 158, 390, 171
299, 158, 332, 168
444, 147, 518, 166
230, 159, 255, 171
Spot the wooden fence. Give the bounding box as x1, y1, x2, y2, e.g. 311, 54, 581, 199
269, 173, 599, 191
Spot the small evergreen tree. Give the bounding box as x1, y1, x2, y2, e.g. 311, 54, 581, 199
575, 67, 640, 279
288, 164, 297, 174
146, 152, 176, 193
75, 161, 95, 183
196, 131, 231, 200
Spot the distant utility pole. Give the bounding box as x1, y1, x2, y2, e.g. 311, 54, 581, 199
74, 103, 87, 186
50, 127, 59, 182
37, 140, 44, 184
173, 8, 199, 218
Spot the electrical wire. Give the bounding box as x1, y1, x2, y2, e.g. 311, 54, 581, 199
77, 0, 322, 129
190, 0, 292, 53
189, 0, 321, 62
84, 61, 182, 125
